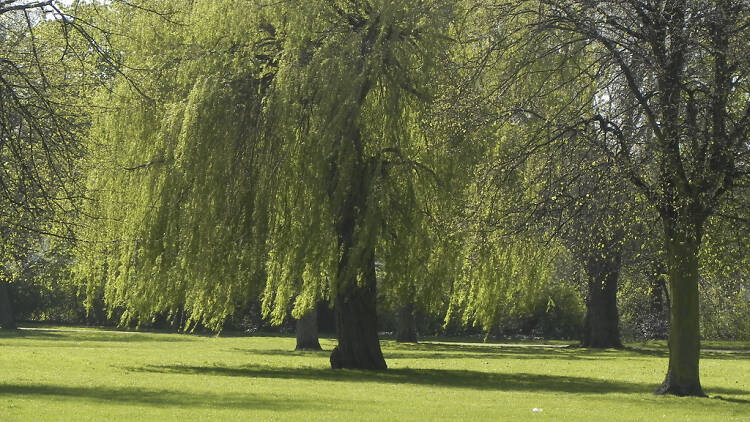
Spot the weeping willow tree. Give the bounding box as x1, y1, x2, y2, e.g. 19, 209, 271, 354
75, 0, 280, 329
76, 0, 456, 370
446, 228, 559, 336
262, 0, 455, 369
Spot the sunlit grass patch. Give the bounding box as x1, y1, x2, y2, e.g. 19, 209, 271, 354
0, 327, 748, 421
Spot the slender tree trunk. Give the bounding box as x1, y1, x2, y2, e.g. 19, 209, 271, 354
396, 302, 418, 343
647, 268, 669, 340
0, 281, 16, 329
581, 251, 622, 348
656, 233, 705, 396
295, 307, 322, 351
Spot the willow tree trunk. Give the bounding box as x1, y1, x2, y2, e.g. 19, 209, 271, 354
396, 302, 418, 343
0, 281, 16, 329
329, 156, 386, 370
331, 248, 386, 369
581, 251, 622, 348
295, 307, 322, 351
656, 232, 705, 396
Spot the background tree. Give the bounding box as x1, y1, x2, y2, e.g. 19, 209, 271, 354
294, 306, 322, 351
435, 3, 623, 346
618, 232, 671, 341
696, 202, 750, 340
543, 0, 750, 397
0, 0, 120, 328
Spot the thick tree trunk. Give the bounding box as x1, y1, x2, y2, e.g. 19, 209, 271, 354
0, 281, 16, 329
329, 153, 386, 370
656, 234, 705, 396
331, 249, 386, 370
295, 307, 322, 351
581, 252, 622, 348
396, 302, 418, 343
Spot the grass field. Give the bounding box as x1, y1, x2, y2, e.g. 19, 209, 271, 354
1, 327, 748, 421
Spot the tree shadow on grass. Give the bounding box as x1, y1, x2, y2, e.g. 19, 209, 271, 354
239, 344, 641, 362
124, 363, 722, 396
233, 347, 329, 354
711, 395, 750, 405
236, 342, 750, 364
0, 329, 195, 343
392, 342, 659, 360
622, 346, 750, 361
131, 364, 750, 398
384, 349, 616, 361
386, 342, 750, 361
0, 383, 314, 410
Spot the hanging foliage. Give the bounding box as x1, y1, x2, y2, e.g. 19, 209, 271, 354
76, 0, 280, 330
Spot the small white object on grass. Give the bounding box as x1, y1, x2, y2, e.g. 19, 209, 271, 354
532, 408, 543, 413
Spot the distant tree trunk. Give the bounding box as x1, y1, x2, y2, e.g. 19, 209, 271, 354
396, 302, 418, 343
656, 222, 705, 396
0, 281, 16, 329
646, 266, 669, 340
295, 307, 322, 351
581, 250, 622, 348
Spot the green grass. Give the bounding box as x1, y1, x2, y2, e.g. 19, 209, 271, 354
0, 327, 748, 421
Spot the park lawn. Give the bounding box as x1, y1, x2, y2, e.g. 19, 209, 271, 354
0, 327, 748, 421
